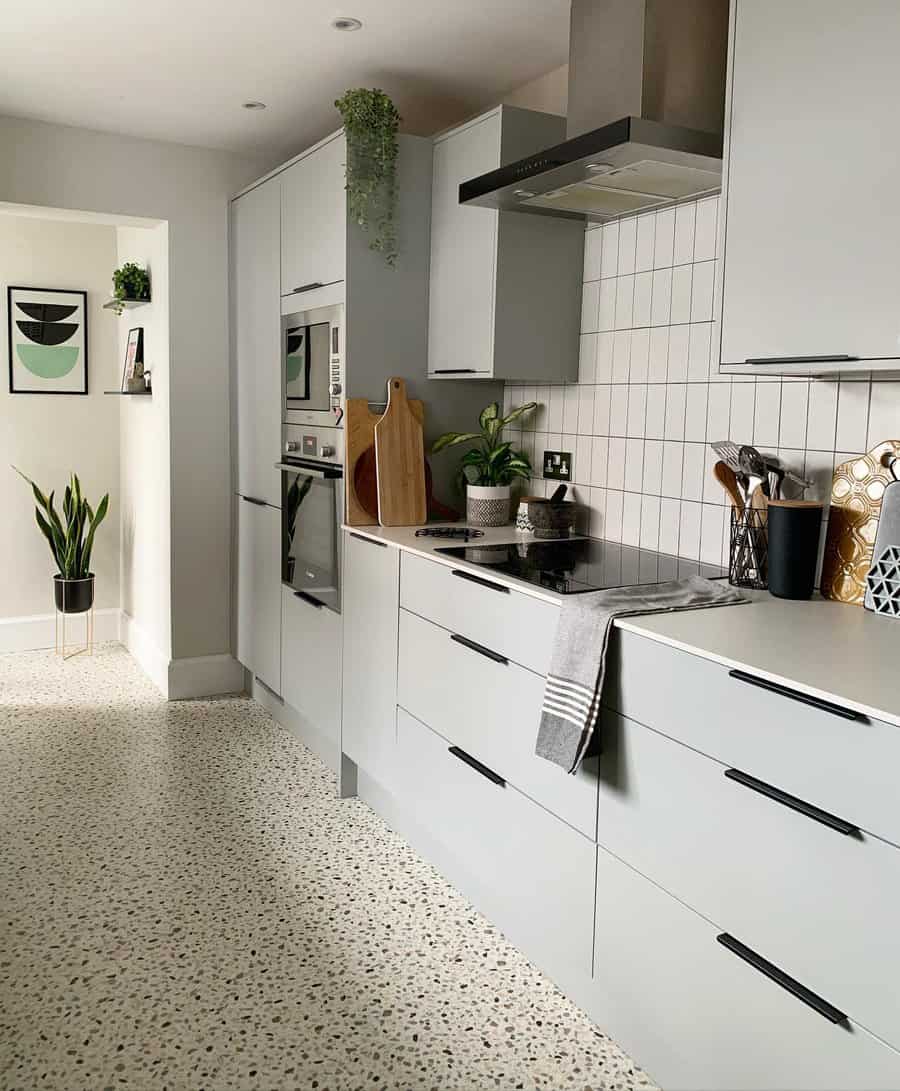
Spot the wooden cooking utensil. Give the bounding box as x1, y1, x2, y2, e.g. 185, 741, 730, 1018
374, 377, 427, 526
713, 460, 745, 516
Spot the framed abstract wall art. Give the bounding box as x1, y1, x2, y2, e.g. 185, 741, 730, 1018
7, 286, 88, 395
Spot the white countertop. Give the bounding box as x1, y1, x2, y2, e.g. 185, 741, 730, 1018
344, 523, 900, 729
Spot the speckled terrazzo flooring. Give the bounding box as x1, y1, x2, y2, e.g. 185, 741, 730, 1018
0, 644, 658, 1091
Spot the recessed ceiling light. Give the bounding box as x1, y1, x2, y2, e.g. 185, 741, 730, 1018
331, 16, 363, 31
242, 101, 267, 111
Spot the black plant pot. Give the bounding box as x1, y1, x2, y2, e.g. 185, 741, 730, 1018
54, 574, 95, 614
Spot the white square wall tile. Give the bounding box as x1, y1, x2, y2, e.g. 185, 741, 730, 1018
867, 381, 900, 448
779, 380, 810, 449
615, 274, 635, 330
629, 328, 651, 383
667, 324, 690, 382
665, 383, 687, 440
648, 326, 669, 381
674, 203, 696, 265
679, 501, 702, 559
622, 491, 642, 546
659, 497, 681, 554
806, 380, 838, 450
635, 213, 656, 272
688, 322, 713, 380
610, 384, 629, 435
632, 271, 653, 328
581, 281, 600, 332
661, 441, 684, 496
577, 384, 596, 434
601, 222, 620, 278
607, 437, 626, 490
583, 226, 603, 281
591, 437, 609, 486
578, 334, 598, 383
627, 384, 647, 437
690, 261, 715, 322
640, 494, 661, 549
694, 197, 718, 262
670, 264, 693, 325
643, 439, 663, 493
754, 380, 782, 448
681, 442, 706, 501
624, 438, 645, 492
613, 331, 632, 382
654, 208, 675, 269
645, 385, 667, 439
706, 381, 732, 441
836, 379, 871, 452
684, 384, 709, 443
597, 279, 616, 332
593, 384, 611, 435
650, 268, 673, 326
617, 217, 637, 276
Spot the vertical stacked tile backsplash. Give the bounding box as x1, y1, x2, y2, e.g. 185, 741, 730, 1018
503, 196, 900, 568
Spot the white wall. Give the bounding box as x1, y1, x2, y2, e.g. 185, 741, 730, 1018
0, 114, 270, 687
0, 213, 120, 647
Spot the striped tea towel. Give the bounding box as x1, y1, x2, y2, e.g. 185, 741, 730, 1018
536, 576, 746, 773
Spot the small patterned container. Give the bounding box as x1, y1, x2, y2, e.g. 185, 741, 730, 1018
515, 495, 544, 533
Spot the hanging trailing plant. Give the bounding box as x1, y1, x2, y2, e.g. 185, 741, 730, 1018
334, 88, 400, 266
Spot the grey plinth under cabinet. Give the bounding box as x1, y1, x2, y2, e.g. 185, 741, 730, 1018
427, 105, 585, 381
718, 0, 900, 376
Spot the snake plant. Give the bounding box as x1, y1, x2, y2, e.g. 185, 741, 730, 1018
432, 401, 537, 489
14, 468, 109, 579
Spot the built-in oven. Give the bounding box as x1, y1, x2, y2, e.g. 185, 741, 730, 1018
276, 425, 344, 614
282, 298, 344, 429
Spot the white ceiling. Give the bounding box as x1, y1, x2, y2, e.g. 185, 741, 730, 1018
0, 0, 570, 162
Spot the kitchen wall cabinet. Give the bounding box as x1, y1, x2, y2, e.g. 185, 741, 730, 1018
340, 531, 400, 786
428, 105, 584, 381
718, 0, 900, 376
281, 585, 341, 757
281, 132, 347, 297
232, 178, 281, 507
235, 495, 281, 694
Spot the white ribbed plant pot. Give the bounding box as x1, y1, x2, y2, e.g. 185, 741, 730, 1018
466, 484, 511, 527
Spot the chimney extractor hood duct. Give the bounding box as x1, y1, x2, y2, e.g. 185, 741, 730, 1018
461, 0, 728, 222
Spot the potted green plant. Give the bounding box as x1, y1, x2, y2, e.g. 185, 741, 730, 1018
432, 401, 536, 527
14, 468, 109, 613
111, 262, 151, 315
334, 88, 400, 266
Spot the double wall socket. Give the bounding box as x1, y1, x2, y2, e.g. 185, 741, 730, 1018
543, 450, 572, 480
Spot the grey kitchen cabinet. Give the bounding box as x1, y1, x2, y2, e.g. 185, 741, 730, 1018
235, 495, 282, 695
340, 531, 400, 787
281, 585, 341, 761
718, 0, 900, 376
232, 177, 282, 507
281, 131, 347, 296
593, 847, 900, 1091
427, 105, 585, 380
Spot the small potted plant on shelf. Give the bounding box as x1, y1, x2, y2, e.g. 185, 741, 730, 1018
110, 262, 151, 315
432, 401, 536, 527
14, 468, 109, 613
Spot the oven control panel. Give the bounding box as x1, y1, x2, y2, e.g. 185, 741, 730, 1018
284, 423, 344, 466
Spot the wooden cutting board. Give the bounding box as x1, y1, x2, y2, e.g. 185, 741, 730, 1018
374, 377, 426, 526
345, 395, 423, 526
821, 439, 900, 604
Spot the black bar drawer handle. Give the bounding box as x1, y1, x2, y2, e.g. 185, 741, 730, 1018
433, 368, 478, 374
292, 281, 324, 294
450, 632, 508, 666
716, 933, 848, 1025
728, 670, 861, 721
241, 494, 268, 507
350, 532, 387, 548
724, 768, 860, 837
294, 590, 324, 609
452, 569, 510, 594
448, 746, 506, 787
745, 355, 859, 365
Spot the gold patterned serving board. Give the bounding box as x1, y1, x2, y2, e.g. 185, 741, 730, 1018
821, 439, 900, 605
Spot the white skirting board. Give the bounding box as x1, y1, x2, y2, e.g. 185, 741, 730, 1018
0, 608, 121, 654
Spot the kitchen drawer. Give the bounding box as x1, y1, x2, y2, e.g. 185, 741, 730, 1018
593, 847, 900, 1091
396, 707, 594, 990
281, 586, 341, 753
400, 552, 558, 676
398, 608, 597, 838
598, 711, 900, 1052
606, 628, 900, 846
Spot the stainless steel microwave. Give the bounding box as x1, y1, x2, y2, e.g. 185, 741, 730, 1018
282, 300, 344, 428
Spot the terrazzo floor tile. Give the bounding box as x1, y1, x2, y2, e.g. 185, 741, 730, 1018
0, 644, 659, 1091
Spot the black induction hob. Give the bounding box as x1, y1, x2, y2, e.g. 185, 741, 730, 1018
435, 537, 728, 595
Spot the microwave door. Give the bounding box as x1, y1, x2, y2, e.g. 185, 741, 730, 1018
285, 320, 330, 413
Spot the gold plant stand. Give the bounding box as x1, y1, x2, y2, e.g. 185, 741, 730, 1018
54, 577, 95, 659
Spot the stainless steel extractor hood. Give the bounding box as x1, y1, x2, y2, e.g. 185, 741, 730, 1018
461, 0, 728, 222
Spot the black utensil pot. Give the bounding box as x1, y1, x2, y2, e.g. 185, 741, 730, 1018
767, 501, 823, 600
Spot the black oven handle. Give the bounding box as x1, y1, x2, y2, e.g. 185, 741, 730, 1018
275, 461, 343, 479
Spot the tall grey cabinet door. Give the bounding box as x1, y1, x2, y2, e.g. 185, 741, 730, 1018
233, 179, 281, 507
720, 1, 900, 367
341, 532, 400, 785
236, 496, 282, 696
428, 113, 501, 376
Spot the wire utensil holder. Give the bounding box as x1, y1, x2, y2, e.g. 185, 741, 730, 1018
729, 508, 769, 589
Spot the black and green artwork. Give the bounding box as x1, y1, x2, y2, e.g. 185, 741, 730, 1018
8, 286, 88, 394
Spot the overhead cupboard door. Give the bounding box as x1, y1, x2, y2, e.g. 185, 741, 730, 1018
281, 134, 347, 296
719, 0, 900, 371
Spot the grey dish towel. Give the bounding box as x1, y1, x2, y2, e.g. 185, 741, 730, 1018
536, 576, 747, 774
